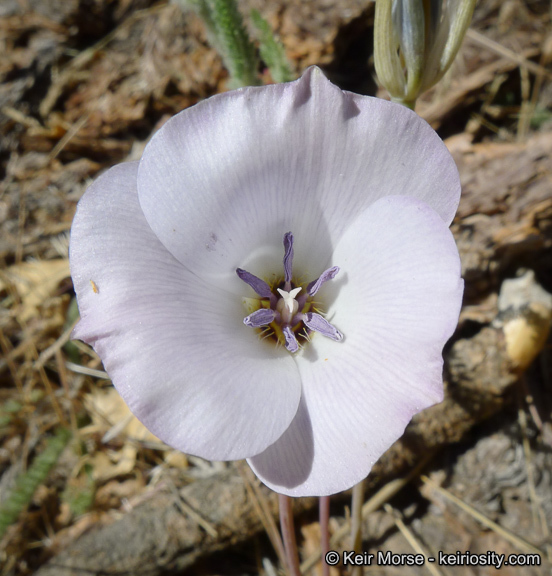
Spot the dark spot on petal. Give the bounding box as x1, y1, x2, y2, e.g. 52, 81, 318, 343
206, 232, 218, 252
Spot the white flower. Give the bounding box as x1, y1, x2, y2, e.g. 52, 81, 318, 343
70, 67, 463, 496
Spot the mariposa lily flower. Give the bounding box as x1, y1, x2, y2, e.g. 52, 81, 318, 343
70, 67, 463, 497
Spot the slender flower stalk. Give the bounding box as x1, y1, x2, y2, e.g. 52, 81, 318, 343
279, 495, 302, 576
374, 0, 476, 108
319, 496, 331, 576
350, 480, 365, 576
70, 67, 463, 497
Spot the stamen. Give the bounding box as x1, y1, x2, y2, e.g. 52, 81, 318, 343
236, 268, 274, 300
238, 233, 343, 353
283, 326, 299, 353
302, 312, 343, 341
306, 266, 340, 296
283, 232, 294, 288
244, 308, 276, 327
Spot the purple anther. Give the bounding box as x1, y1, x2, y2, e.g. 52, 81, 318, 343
306, 266, 340, 296
283, 232, 294, 286
282, 325, 299, 353
303, 312, 343, 341
244, 308, 276, 327
238, 232, 344, 353
236, 268, 273, 298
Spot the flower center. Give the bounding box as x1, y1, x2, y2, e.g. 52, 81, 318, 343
276, 287, 301, 323
236, 232, 343, 353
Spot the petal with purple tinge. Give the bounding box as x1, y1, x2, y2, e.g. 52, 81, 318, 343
137, 67, 460, 294
249, 195, 463, 496
70, 162, 301, 461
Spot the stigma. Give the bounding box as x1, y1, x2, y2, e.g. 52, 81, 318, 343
276, 287, 301, 323
236, 232, 343, 353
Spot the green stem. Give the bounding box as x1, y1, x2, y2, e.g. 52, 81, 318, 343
391, 96, 417, 110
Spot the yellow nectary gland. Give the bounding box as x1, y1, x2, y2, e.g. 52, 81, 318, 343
237, 232, 342, 353
267, 286, 315, 348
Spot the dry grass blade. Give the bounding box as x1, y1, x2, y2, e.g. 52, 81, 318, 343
30, 340, 67, 426
383, 504, 444, 576
300, 453, 436, 574
466, 28, 552, 79
168, 482, 219, 539
39, 4, 168, 117
420, 475, 545, 557
0, 106, 42, 128
65, 361, 109, 379
101, 412, 134, 444
55, 348, 79, 440
34, 316, 79, 370
238, 463, 287, 571
517, 394, 549, 546
48, 113, 91, 160
420, 53, 539, 125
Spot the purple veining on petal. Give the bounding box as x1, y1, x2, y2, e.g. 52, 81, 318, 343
283, 232, 294, 287
303, 312, 343, 341
306, 266, 340, 296
244, 308, 276, 327
283, 326, 299, 353
236, 268, 273, 298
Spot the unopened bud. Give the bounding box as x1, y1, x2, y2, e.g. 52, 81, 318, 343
374, 0, 476, 109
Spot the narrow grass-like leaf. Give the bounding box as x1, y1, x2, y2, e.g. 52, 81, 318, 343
209, 0, 259, 87
250, 10, 293, 83
176, 0, 259, 87
0, 428, 72, 538
175, 0, 223, 54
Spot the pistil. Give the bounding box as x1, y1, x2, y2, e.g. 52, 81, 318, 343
276, 287, 301, 324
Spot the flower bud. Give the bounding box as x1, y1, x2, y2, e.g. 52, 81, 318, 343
374, 0, 476, 108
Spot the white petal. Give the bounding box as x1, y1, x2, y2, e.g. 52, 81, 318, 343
137, 67, 460, 294
249, 196, 463, 496
70, 163, 301, 460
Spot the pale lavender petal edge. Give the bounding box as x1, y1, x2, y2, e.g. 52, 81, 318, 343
249, 195, 463, 496
70, 162, 302, 461
137, 67, 460, 295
